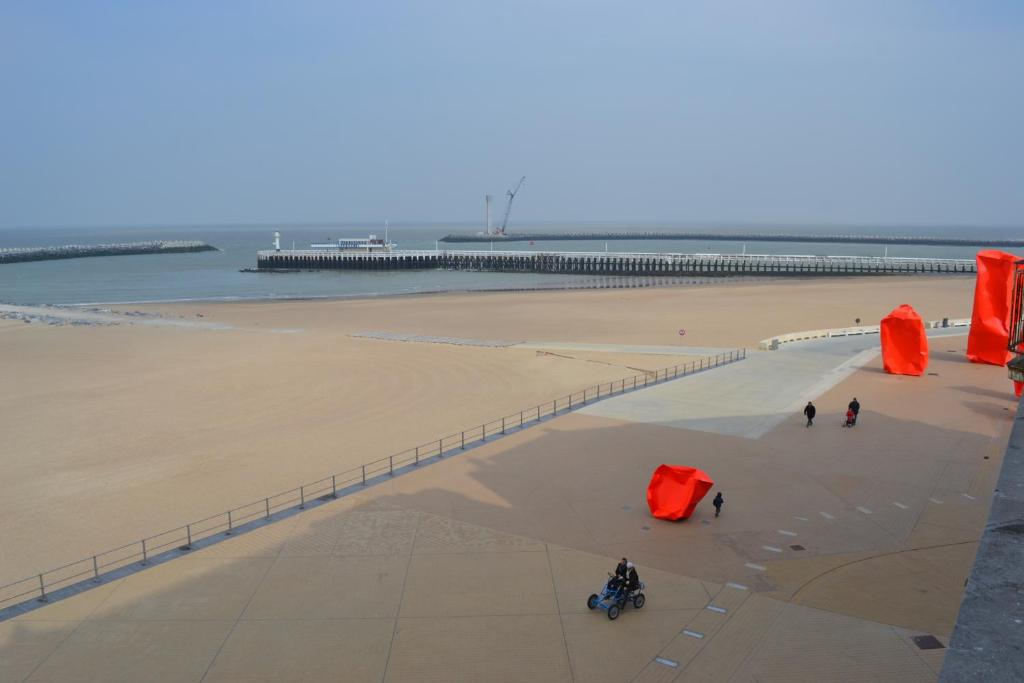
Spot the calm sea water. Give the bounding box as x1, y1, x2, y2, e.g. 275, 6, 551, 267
0, 223, 1002, 306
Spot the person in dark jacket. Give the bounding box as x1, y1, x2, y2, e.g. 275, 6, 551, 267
610, 557, 629, 594
803, 401, 816, 427
848, 398, 860, 425
626, 562, 640, 592
712, 492, 724, 517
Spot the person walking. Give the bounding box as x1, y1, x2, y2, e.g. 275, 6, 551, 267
712, 492, 724, 517
848, 397, 860, 426
803, 401, 816, 427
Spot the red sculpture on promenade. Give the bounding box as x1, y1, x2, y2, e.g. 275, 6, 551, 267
646, 465, 714, 521
967, 250, 1018, 366
880, 304, 929, 376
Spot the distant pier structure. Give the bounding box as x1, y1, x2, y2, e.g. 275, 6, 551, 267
0, 241, 216, 265
256, 249, 975, 276
440, 231, 1024, 247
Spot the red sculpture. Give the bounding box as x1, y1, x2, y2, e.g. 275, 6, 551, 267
880, 304, 929, 376
646, 465, 714, 521
967, 250, 1018, 366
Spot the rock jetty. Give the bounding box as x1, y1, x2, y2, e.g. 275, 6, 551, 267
0, 240, 217, 265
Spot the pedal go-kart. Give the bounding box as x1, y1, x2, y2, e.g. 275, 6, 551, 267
587, 573, 646, 620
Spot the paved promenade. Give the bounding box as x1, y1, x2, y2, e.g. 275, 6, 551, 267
1, 331, 1012, 682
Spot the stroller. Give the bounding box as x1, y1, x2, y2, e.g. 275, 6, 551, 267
587, 573, 646, 620
842, 409, 857, 428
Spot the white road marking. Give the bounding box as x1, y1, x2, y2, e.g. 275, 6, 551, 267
726, 582, 748, 590
929, 497, 944, 504
762, 545, 783, 553
745, 563, 766, 571
794, 516, 809, 522
777, 530, 798, 536
893, 502, 909, 509
856, 506, 873, 514
819, 511, 835, 520
962, 493, 977, 500
655, 657, 679, 668
706, 605, 727, 614
683, 630, 705, 639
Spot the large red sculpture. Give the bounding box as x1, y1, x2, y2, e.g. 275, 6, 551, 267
646, 465, 714, 521
967, 250, 1018, 366
880, 304, 929, 376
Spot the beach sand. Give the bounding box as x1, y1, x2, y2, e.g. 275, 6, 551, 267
0, 275, 974, 582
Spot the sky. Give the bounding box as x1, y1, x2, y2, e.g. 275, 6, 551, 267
1, 1, 1022, 229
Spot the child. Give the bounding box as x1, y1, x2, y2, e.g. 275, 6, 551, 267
844, 408, 856, 428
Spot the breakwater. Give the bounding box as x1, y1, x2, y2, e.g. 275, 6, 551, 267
440, 231, 1024, 247
256, 249, 974, 276
0, 241, 217, 265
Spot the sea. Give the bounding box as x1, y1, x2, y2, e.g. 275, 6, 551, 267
0, 223, 1013, 306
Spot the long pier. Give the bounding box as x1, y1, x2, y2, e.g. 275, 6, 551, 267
440, 231, 1022, 247
256, 249, 975, 276
0, 240, 217, 265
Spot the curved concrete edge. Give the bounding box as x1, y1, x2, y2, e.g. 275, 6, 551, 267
758, 318, 970, 350
940, 400, 1024, 682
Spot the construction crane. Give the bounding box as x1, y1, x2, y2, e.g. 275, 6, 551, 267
496, 176, 526, 236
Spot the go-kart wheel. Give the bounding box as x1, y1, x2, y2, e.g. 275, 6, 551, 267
633, 593, 646, 609
587, 594, 599, 610
607, 604, 621, 620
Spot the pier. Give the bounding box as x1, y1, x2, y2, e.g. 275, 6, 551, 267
440, 231, 1024, 247
256, 249, 975, 276
0, 240, 217, 265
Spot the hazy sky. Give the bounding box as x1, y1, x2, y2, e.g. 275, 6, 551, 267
1, 1, 1021, 228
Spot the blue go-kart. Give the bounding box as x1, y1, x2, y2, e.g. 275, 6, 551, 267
587, 573, 646, 620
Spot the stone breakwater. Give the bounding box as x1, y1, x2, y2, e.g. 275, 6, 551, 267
0, 240, 217, 265
440, 231, 1024, 247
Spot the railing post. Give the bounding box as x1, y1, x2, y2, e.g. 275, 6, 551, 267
38, 574, 47, 603
438, 439, 443, 457
362, 465, 366, 485
187, 523, 193, 547
93, 556, 100, 582
502, 417, 506, 434
520, 411, 523, 427
331, 475, 337, 498
300, 486, 306, 509
568, 395, 572, 410
462, 431, 465, 449
141, 539, 148, 565
537, 405, 540, 421
415, 446, 420, 466
264, 499, 270, 520
389, 456, 394, 476
481, 425, 486, 441
227, 510, 233, 534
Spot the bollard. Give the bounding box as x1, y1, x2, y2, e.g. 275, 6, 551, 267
415, 446, 419, 466
438, 439, 443, 457
536, 405, 540, 421
38, 574, 47, 603
187, 523, 193, 548
462, 431, 465, 449
520, 411, 523, 427
389, 456, 394, 476
93, 556, 100, 583
633, 376, 637, 389
568, 395, 572, 410
502, 417, 506, 434
264, 499, 270, 521
597, 384, 601, 398
227, 510, 233, 534
331, 475, 337, 498
300, 486, 305, 509
362, 465, 366, 485
141, 539, 148, 565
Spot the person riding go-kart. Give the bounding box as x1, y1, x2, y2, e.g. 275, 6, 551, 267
587, 560, 646, 620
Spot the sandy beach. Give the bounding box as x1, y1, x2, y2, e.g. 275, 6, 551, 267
0, 276, 975, 582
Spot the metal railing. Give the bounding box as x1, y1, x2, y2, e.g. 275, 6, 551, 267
0, 348, 747, 612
